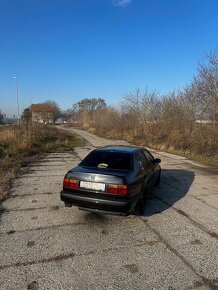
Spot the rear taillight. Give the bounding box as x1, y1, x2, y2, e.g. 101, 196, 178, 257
63, 178, 79, 189
107, 184, 128, 195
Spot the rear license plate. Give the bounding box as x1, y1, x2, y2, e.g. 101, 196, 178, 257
80, 181, 105, 191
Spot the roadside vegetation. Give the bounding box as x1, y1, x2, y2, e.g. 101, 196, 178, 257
0, 124, 86, 200
0, 49, 217, 200
63, 49, 218, 166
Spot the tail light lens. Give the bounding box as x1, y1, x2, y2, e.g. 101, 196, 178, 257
107, 184, 128, 195
63, 178, 79, 189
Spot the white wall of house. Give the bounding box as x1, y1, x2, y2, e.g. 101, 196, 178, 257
32, 111, 54, 124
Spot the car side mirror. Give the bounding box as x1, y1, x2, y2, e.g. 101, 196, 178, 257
154, 158, 161, 164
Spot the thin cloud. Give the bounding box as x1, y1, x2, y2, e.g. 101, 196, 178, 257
112, 0, 132, 7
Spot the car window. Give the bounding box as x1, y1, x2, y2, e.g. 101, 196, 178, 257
136, 151, 148, 168
80, 151, 132, 171
142, 150, 154, 163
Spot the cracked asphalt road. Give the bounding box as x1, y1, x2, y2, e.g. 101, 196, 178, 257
0, 127, 217, 290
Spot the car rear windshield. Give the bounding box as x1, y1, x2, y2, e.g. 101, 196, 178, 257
80, 151, 132, 171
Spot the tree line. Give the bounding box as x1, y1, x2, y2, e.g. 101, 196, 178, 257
11, 48, 216, 157
63, 48, 217, 157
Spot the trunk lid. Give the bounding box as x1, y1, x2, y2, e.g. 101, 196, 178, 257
67, 166, 130, 184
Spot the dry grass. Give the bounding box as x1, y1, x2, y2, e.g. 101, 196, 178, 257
74, 114, 218, 166
0, 124, 86, 200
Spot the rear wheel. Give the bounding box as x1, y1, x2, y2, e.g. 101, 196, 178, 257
137, 196, 146, 215
134, 189, 147, 216
155, 171, 161, 187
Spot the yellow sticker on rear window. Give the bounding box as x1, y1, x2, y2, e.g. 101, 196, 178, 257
98, 163, 108, 168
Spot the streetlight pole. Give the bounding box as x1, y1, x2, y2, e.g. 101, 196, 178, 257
12, 76, 20, 121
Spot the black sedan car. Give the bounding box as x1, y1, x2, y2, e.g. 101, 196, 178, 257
60, 146, 161, 216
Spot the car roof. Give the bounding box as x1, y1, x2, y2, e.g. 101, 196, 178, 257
94, 145, 142, 153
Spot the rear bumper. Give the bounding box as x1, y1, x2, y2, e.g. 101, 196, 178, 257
60, 190, 141, 216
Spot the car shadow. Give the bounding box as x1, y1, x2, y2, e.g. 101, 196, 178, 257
144, 169, 195, 217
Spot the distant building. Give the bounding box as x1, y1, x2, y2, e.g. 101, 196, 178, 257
0, 111, 4, 124
29, 104, 55, 124
2, 117, 17, 124
0, 111, 16, 124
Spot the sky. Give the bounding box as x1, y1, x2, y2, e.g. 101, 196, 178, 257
0, 0, 218, 117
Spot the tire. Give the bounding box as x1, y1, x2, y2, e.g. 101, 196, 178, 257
138, 196, 146, 215
134, 190, 147, 216
155, 171, 161, 187
64, 202, 72, 208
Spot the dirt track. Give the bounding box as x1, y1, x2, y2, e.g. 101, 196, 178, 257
0, 127, 217, 290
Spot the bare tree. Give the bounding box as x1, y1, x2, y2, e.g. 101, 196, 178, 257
70, 98, 107, 126
43, 100, 62, 123
190, 49, 218, 122
62, 48, 217, 157
123, 88, 161, 123
21, 108, 32, 124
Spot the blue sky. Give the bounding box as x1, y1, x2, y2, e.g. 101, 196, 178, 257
0, 0, 217, 117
